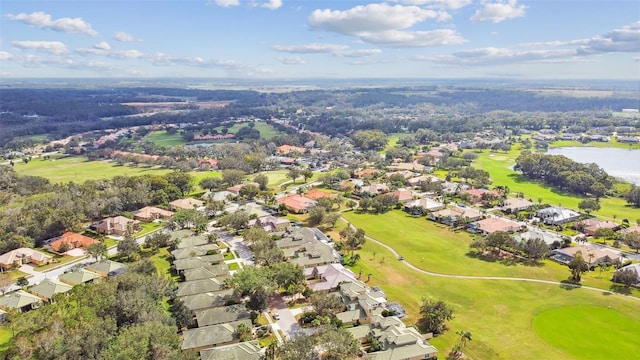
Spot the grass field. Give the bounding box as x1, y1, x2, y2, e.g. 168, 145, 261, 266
342, 210, 635, 294
0, 327, 11, 354
549, 139, 640, 150
12, 156, 172, 183
144, 131, 188, 147
533, 305, 640, 359
474, 150, 640, 221
345, 235, 640, 359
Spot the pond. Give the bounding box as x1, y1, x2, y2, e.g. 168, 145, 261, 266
547, 147, 640, 185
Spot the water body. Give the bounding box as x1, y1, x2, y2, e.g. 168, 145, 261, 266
547, 147, 640, 185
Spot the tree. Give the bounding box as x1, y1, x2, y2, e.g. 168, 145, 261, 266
625, 185, 640, 208
227, 267, 275, 312
164, 171, 193, 197
145, 231, 171, 251
624, 231, 640, 253
117, 234, 140, 261
301, 169, 314, 183
309, 291, 344, 317
485, 231, 513, 253
578, 198, 601, 215
16, 276, 28, 287
170, 297, 194, 329
219, 210, 249, 231
0, 273, 12, 294
307, 206, 327, 226
270, 262, 305, 291
199, 177, 223, 192
287, 167, 301, 184
238, 184, 259, 200
170, 209, 208, 232
417, 298, 454, 335
86, 242, 107, 261
522, 237, 549, 260
221, 169, 246, 186
276, 333, 318, 360
253, 174, 269, 191
315, 325, 360, 360
235, 322, 252, 342
612, 268, 638, 287
352, 130, 388, 151
568, 251, 589, 282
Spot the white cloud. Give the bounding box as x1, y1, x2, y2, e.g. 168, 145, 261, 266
273, 43, 382, 57
420, 47, 577, 66
634, 57, 640, 62
6, 11, 97, 36
94, 41, 111, 51
577, 21, 640, 54
211, 0, 240, 7
12, 41, 68, 55
272, 43, 348, 54
114, 32, 142, 42
360, 29, 466, 47
470, 0, 527, 23
110, 49, 145, 59
261, 0, 283, 10
279, 56, 306, 65
309, 3, 438, 35
0, 52, 14, 60
397, 0, 472, 10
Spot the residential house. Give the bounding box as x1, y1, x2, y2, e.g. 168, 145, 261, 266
575, 218, 620, 236
49, 232, 99, 253
513, 229, 564, 245
169, 197, 205, 211
198, 158, 219, 169
227, 182, 260, 195
404, 198, 445, 213
621, 225, 640, 236
614, 263, 640, 286
173, 235, 210, 250
173, 254, 225, 272
304, 188, 337, 200
355, 168, 380, 179
389, 189, 413, 203
305, 263, 359, 292
171, 244, 220, 260
385, 170, 418, 180
176, 278, 226, 297
500, 198, 535, 213
248, 215, 291, 232
0, 290, 42, 313
617, 136, 640, 144
180, 289, 240, 312
463, 188, 499, 203
58, 268, 101, 286
537, 207, 581, 225
199, 341, 262, 360
348, 314, 438, 360
387, 161, 425, 172
550, 245, 622, 266
406, 175, 442, 188
277, 227, 340, 268
277, 194, 316, 213
181, 319, 252, 351
85, 260, 126, 277
468, 217, 524, 235
277, 145, 307, 155
133, 206, 174, 222
0, 248, 52, 270
182, 265, 230, 282
28, 279, 73, 303
429, 206, 483, 226
359, 183, 389, 196
194, 304, 251, 327
203, 190, 235, 202
94, 216, 140, 236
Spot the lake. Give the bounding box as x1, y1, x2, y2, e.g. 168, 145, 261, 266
547, 147, 640, 185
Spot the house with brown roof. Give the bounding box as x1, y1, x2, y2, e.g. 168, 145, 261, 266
500, 198, 535, 213
0, 248, 52, 270
550, 245, 622, 266
304, 188, 337, 200
406, 175, 442, 188
575, 219, 620, 236
389, 189, 414, 203
305, 263, 359, 292
388, 161, 426, 172
468, 217, 524, 235
248, 215, 291, 232
169, 197, 205, 211
277, 144, 307, 155
359, 183, 389, 196
621, 226, 640, 236
277, 194, 316, 213
227, 182, 260, 195
355, 168, 380, 179
385, 170, 418, 180
404, 198, 445, 213
429, 206, 483, 226
463, 188, 499, 203
133, 206, 174, 222
94, 216, 140, 236
49, 232, 99, 253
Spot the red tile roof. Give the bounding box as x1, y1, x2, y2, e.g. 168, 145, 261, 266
50, 232, 99, 252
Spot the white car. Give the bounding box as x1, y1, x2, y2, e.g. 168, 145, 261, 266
273, 312, 280, 320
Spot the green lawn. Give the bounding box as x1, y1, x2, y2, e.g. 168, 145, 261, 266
13, 156, 172, 183
0, 327, 12, 354
342, 210, 630, 293
347, 238, 640, 360
148, 247, 179, 282
550, 138, 640, 150
533, 305, 640, 359
381, 132, 410, 154
136, 222, 164, 238
144, 131, 188, 147
474, 150, 640, 221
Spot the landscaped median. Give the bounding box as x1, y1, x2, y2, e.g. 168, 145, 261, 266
340, 210, 640, 359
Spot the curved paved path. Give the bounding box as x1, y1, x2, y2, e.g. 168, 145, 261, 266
341, 216, 640, 302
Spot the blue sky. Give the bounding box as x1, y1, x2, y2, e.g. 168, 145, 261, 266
1, 0, 638, 79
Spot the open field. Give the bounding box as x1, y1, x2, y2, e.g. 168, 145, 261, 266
550, 139, 640, 150
381, 132, 409, 154
342, 210, 636, 294
346, 237, 640, 359
474, 150, 640, 221
12, 156, 173, 183
533, 305, 640, 359
144, 131, 188, 147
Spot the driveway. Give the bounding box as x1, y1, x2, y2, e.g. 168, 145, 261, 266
270, 295, 309, 339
